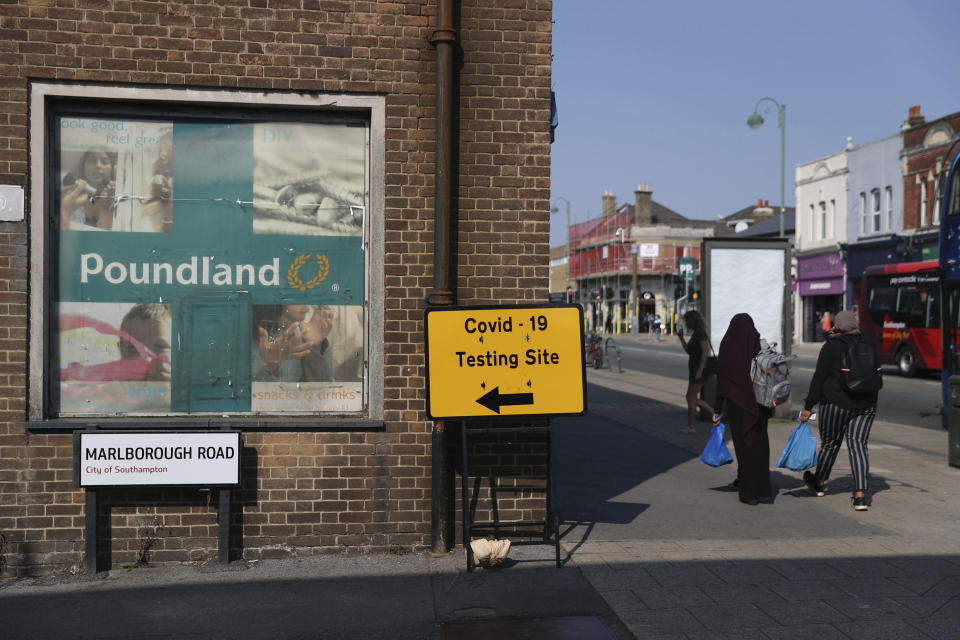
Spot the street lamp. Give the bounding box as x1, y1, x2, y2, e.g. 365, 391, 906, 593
747, 97, 786, 238
550, 196, 573, 292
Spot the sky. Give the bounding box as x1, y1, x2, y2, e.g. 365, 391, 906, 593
549, 0, 960, 247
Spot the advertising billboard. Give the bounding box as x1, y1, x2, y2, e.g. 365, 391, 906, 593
54, 117, 367, 416
701, 238, 791, 352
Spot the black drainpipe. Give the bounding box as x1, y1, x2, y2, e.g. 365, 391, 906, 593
428, 0, 458, 554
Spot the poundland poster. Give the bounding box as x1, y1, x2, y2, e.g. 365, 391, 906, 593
55, 117, 367, 416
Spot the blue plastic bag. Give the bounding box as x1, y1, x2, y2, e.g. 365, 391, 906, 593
700, 423, 733, 467
776, 421, 817, 471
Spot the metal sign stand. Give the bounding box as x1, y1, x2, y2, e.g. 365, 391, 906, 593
84, 488, 98, 574
84, 487, 234, 573
459, 420, 561, 571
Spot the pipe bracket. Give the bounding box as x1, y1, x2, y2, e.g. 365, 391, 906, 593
428, 28, 458, 46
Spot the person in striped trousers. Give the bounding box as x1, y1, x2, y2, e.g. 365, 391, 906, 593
799, 310, 880, 511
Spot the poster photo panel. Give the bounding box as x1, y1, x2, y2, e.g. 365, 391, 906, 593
250, 304, 364, 413
55, 301, 172, 415
253, 123, 366, 237
58, 117, 173, 233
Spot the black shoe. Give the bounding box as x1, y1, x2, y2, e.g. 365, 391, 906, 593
803, 471, 824, 497
739, 496, 759, 506
852, 495, 868, 511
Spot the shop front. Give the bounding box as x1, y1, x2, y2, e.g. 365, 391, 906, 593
797, 252, 844, 342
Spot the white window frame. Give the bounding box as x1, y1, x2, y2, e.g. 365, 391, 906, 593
860, 192, 867, 235
885, 186, 893, 231
933, 177, 941, 226
819, 201, 827, 240
28, 82, 386, 424
871, 189, 881, 233
830, 199, 836, 238
921, 180, 928, 227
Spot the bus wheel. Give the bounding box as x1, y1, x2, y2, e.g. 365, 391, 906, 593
896, 346, 916, 376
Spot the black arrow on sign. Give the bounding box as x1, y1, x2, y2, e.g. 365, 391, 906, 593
476, 387, 534, 413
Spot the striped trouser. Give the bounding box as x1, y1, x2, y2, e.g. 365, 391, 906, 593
814, 402, 877, 493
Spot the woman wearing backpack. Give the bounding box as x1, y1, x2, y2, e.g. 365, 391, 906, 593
711, 313, 771, 506
799, 310, 880, 511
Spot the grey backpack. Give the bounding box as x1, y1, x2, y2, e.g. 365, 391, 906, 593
751, 340, 797, 409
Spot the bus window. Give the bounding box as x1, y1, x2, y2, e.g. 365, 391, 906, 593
926, 288, 941, 329
897, 286, 923, 326
867, 280, 895, 325
949, 167, 960, 217
946, 286, 960, 374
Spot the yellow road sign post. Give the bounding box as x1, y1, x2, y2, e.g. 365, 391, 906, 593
425, 304, 586, 419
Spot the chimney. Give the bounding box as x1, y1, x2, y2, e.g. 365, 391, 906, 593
602, 190, 616, 217
634, 183, 652, 225
753, 199, 774, 222
907, 105, 926, 128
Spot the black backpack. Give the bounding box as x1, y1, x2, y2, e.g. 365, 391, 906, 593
837, 335, 883, 395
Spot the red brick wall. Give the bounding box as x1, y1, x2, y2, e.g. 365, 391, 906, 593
902, 112, 960, 230
0, 0, 552, 576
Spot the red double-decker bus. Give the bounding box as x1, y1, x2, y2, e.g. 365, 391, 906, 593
859, 260, 940, 376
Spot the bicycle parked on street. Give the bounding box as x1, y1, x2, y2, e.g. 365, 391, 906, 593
585, 331, 604, 369
584, 332, 623, 372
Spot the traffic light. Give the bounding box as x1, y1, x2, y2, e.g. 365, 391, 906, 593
566, 287, 574, 303
692, 291, 700, 301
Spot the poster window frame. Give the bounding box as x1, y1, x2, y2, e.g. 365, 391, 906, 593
27, 82, 385, 429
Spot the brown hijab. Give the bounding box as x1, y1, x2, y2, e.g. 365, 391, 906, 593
717, 313, 762, 434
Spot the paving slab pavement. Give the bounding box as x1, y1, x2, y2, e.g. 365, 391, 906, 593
561, 342, 960, 639
0, 545, 630, 639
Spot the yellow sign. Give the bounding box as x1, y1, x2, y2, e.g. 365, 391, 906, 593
425, 305, 586, 418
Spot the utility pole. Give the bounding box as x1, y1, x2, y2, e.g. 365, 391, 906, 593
631, 248, 638, 332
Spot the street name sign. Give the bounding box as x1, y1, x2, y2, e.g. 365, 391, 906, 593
425, 304, 586, 419
75, 432, 241, 487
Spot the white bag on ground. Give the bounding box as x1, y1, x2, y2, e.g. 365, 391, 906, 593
470, 538, 511, 567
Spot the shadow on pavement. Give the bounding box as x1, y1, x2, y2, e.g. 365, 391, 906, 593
554, 383, 892, 546
0, 550, 623, 640
572, 553, 960, 639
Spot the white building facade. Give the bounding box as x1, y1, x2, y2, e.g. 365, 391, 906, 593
794, 146, 849, 343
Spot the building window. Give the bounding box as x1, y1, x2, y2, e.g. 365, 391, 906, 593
885, 186, 893, 230
871, 189, 881, 233
921, 180, 928, 227
820, 201, 827, 239
933, 177, 942, 226
29, 84, 385, 422
860, 192, 867, 235
809, 204, 815, 241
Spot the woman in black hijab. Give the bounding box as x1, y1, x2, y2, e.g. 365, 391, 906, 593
711, 313, 770, 505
